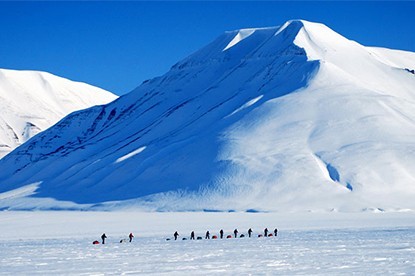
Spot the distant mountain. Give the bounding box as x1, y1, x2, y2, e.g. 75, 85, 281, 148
0, 69, 117, 158
1, 20, 415, 212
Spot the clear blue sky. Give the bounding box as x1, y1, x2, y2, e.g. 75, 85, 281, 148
0, 1, 414, 95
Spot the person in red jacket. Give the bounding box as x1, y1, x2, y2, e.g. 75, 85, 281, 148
129, 233, 134, 242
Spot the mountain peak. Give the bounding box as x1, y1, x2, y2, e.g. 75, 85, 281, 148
175, 19, 349, 71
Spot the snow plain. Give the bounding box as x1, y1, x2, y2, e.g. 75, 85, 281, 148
1, 211, 414, 275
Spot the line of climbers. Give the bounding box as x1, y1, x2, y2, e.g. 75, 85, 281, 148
93, 228, 278, 244
170, 228, 278, 241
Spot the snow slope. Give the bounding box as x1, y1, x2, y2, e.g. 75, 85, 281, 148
0, 69, 117, 158
0, 20, 415, 211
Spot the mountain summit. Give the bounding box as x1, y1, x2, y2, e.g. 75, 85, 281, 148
1, 20, 415, 211
0, 69, 117, 159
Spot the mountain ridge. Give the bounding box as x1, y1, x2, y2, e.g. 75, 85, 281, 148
0, 68, 118, 159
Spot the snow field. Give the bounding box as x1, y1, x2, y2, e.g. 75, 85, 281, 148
1, 227, 414, 275
0, 211, 415, 274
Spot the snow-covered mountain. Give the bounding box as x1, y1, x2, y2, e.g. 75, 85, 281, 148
0, 69, 117, 158
1, 20, 415, 212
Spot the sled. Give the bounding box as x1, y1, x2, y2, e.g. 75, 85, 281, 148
92, 240, 100, 245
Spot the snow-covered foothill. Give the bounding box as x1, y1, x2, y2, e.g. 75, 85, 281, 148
0, 20, 414, 212
0, 69, 117, 158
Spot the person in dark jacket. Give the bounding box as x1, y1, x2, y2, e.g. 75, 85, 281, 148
205, 230, 210, 239
264, 228, 269, 237
190, 231, 195, 240
234, 229, 238, 238
174, 231, 179, 240
129, 233, 134, 242
101, 233, 107, 244
220, 229, 224, 239
248, 228, 253, 238
274, 228, 278, 237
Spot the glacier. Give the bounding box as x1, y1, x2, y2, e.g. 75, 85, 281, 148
0, 20, 415, 212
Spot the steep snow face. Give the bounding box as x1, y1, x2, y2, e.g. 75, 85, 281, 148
213, 21, 415, 212
0, 69, 117, 158
0, 20, 415, 212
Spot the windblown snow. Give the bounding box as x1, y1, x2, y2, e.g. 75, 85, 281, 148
0, 69, 117, 158
115, 146, 146, 164
223, 29, 256, 51
0, 20, 415, 212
